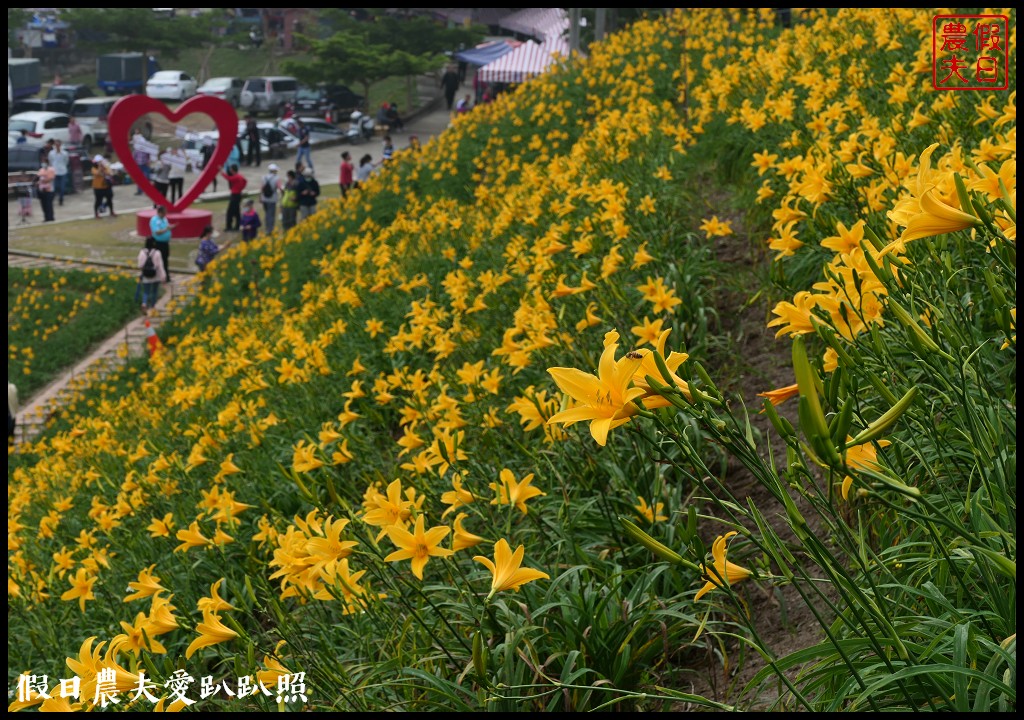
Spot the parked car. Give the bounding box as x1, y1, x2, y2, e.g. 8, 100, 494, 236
145, 70, 198, 101
196, 76, 244, 107
294, 84, 365, 121
184, 121, 300, 165
8, 111, 74, 147
239, 76, 299, 116
11, 97, 69, 115
45, 84, 95, 113
280, 117, 348, 145
69, 97, 117, 148
8, 141, 46, 173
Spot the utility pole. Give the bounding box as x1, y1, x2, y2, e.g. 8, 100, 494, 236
594, 8, 606, 44
568, 8, 581, 54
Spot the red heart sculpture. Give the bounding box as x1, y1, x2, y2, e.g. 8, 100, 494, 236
107, 95, 237, 213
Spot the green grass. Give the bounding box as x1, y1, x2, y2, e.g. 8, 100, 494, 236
8, 266, 142, 397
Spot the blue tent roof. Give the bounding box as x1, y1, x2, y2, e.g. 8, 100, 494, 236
454, 41, 517, 67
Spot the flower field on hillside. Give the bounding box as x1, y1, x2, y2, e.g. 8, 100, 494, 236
8, 8, 1015, 712
8, 267, 140, 397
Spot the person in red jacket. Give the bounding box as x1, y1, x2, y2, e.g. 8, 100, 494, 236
220, 164, 248, 232
339, 151, 354, 199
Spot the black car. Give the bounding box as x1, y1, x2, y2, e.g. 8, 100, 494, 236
46, 84, 95, 114
11, 98, 71, 115
8, 142, 47, 173
293, 85, 365, 121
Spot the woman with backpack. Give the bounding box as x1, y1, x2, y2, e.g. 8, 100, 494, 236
137, 236, 168, 311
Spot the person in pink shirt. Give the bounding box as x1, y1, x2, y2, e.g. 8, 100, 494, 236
339, 151, 354, 198
36, 158, 57, 222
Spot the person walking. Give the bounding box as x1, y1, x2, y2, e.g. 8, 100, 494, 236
296, 167, 320, 221
220, 164, 247, 232
259, 163, 281, 234
36, 157, 57, 222
295, 118, 313, 171
48, 140, 70, 206
441, 65, 460, 111
137, 235, 168, 311
194, 225, 221, 272
339, 151, 354, 198
91, 155, 116, 218
280, 169, 299, 231
240, 199, 262, 242
149, 205, 176, 280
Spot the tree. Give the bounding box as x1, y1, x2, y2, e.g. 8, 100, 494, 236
59, 8, 213, 60
283, 33, 431, 109
8, 9, 30, 50
290, 10, 484, 109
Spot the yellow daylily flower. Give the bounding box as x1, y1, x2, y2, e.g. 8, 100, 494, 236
695, 532, 752, 601
185, 609, 239, 658
474, 538, 550, 599
547, 335, 645, 446
385, 516, 454, 580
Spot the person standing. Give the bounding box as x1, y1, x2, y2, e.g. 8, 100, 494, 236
91, 155, 116, 218
194, 225, 220, 272
152, 150, 171, 204
149, 205, 176, 280
280, 169, 299, 231
8, 381, 19, 442
244, 114, 261, 167
240, 199, 262, 242
131, 130, 151, 196
339, 151, 354, 198
167, 148, 187, 204
353, 153, 374, 189
68, 117, 84, 148
36, 158, 57, 222
381, 135, 394, 164
220, 164, 247, 232
259, 163, 281, 234
199, 140, 217, 193
295, 118, 313, 171
296, 167, 320, 221
48, 140, 70, 206
138, 235, 168, 311
441, 65, 460, 111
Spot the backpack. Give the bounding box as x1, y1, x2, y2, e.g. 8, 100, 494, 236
262, 177, 275, 200
141, 250, 157, 279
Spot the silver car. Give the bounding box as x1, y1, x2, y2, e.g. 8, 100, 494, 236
196, 76, 245, 107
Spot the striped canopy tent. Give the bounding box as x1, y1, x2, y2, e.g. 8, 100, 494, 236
454, 39, 522, 67
477, 14, 570, 84
497, 7, 567, 41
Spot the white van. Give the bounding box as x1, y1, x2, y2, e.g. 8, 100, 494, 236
239, 76, 299, 115
69, 97, 117, 147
